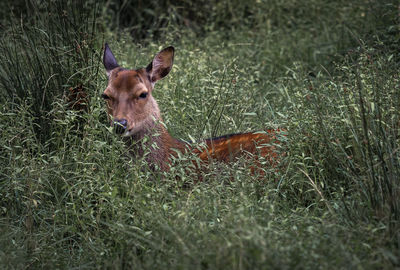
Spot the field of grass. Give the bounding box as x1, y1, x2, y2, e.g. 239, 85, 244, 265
0, 0, 399, 269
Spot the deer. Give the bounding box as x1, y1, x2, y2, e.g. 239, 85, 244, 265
102, 43, 285, 174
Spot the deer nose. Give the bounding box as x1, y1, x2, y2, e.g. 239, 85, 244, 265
113, 118, 127, 135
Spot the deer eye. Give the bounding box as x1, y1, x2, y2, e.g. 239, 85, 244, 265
101, 94, 111, 100
139, 92, 148, 99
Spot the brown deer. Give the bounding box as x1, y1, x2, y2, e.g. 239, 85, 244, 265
102, 43, 284, 173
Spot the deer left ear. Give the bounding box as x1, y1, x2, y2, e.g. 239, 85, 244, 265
146, 46, 174, 84
103, 43, 119, 77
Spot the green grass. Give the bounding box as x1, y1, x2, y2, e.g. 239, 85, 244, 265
0, 0, 399, 269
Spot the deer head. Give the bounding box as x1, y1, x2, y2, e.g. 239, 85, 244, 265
102, 43, 174, 137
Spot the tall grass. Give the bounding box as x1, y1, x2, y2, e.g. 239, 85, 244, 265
0, 0, 399, 269
0, 0, 101, 143
285, 45, 400, 219
342, 47, 399, 222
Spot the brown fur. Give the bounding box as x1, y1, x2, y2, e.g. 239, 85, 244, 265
102, 44, 285, 174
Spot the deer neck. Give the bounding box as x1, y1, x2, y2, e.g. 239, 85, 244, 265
123, 112, 187, 171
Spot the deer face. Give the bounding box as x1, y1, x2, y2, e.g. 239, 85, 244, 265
102, 44, 174, 137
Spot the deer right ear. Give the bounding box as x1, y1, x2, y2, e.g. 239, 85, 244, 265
103, 43, 119, 77
146, 46, 174, 84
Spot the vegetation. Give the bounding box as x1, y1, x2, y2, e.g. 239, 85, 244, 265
0, 0, 399, 268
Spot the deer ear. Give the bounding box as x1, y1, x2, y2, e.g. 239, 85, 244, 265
146, 46, 174, 84
103, 43, 119, 76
